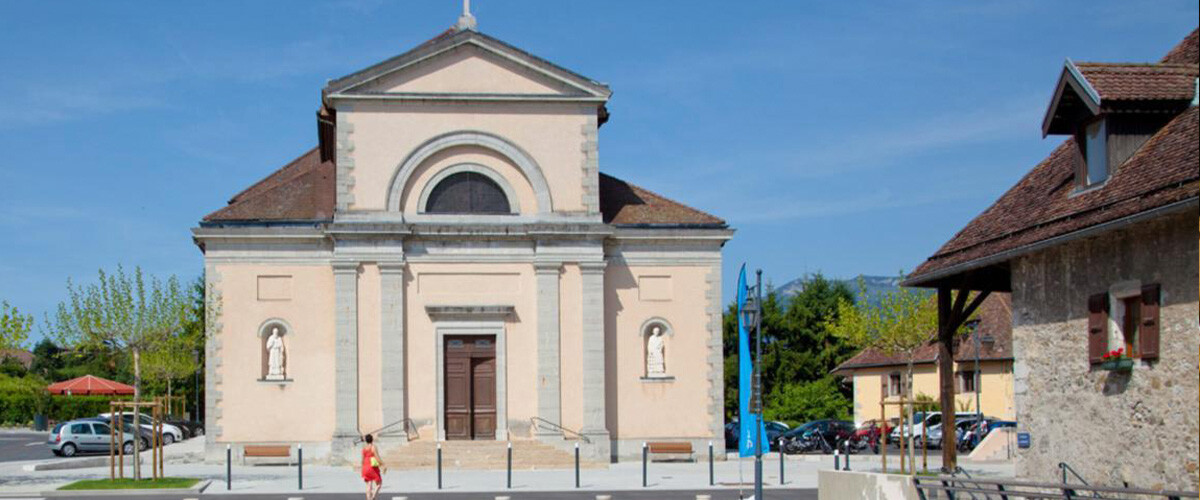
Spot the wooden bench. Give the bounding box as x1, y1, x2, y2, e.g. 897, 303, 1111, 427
646, 441, 694, 462
243, 445, 292, 465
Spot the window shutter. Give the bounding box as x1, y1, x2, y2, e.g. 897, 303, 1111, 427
881, 374, 888, 398
1139, 283, 1161, 361
1087, 292, 1109, 365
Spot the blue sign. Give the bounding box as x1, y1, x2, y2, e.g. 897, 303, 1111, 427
1017, 432, 1031, 449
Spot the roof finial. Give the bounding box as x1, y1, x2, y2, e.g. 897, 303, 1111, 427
456, 0, 477, 31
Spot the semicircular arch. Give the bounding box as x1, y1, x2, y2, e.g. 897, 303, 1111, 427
387, 130, 553, 214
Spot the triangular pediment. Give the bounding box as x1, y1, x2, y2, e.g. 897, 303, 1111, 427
325, 29, 611, 100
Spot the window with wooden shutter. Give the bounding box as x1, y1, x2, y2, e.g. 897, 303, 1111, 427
1087, 292, 1109, 365
1139, 283, 1160, 361
881, 374, 888, 399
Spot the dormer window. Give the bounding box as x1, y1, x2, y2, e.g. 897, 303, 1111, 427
1082, 119, 1108, 186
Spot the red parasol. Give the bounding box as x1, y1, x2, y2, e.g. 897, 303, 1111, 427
45, 375, 135, 396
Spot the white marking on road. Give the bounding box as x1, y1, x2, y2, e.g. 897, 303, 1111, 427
26, 441, 42, 446
287, 497, 304, 500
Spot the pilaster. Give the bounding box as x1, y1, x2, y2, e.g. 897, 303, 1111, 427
379, 261, 407, 439
534, 261, 563, 437
332, 261, 360, 452
579, 260, 610, 460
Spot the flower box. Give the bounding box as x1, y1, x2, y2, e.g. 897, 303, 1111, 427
1099, 358, 1134, 372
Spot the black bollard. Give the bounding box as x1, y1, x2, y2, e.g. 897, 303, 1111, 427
834, 448, 840, 470
779, 439, 785, 485
298, 444, 303, 490
506, 442, 512, 489
708, 441, 714, 486
574, 442, 580, 488
226, 444, 231, 490
437, 443, 443, 490
642, 442, 648, 488
843, 441, 851, 471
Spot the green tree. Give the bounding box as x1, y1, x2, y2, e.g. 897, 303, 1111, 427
45, 266, 188, 479
764, 376, 852, 426
827, 275, 937, 473
1, 300, 33, 351
722, 274, 856, 422
29, 338, 64, 380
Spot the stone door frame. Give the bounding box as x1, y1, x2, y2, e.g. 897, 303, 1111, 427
434, 321, 507, 441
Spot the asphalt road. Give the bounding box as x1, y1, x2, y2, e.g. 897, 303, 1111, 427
49, 490, 818, 500
0, 430, 54, 463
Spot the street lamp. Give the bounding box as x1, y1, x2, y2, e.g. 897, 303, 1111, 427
740, 269, 764, 500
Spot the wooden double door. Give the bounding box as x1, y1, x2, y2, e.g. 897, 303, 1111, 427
444, 335, 497, 440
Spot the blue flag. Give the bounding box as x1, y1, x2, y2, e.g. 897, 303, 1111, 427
737, 264, 768, 457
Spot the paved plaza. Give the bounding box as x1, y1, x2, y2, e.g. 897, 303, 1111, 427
0, 435, 1014, 498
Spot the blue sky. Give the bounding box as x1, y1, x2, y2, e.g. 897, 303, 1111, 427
1, 1, 1196, 342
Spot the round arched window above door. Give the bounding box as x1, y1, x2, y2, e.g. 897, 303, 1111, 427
424, 171, 512, 214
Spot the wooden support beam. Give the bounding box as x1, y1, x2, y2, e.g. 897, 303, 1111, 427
937, 287, 957, 471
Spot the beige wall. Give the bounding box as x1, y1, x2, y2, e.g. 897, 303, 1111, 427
403, 262, 539, 438
344, 101, 593, 213
357, 264, 383, 434
849, 360, 1015, 424
605, 263, 715, 439
212, 264, 337, 443
360, 44, 573, 95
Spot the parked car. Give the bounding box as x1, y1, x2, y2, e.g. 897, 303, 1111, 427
889, 411, 931, 444
893, 412, 978, 446
779, 419, 855, 454
96, 412, 185, 445
959, 419, 1017, 451
849, 419, 892, 452
724, 420, 790, 451
48, 420, 139, 457
164, 417, 203, 439
77, 417, 151, 449
923, 415, 984, 449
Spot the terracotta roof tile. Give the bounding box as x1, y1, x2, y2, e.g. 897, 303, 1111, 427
833, 294, 1013, 373
1075, 62, 1198, 102
599, 173, 726, 227
908, 30, 1199, 285
202, 151, 724, 228
203, 147, 335, 222
1161, 28, 1199, 65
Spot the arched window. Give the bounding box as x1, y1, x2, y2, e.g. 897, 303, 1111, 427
424, 172, 511, 214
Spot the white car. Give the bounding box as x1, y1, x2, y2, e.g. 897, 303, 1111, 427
97, 412, 185, 445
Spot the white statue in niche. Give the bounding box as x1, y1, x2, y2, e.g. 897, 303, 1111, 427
265, 326, 286, 380
646, 326, 666, 376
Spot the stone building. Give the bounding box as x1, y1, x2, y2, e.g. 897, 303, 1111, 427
834, 294, 1015, 424
905, 29, 1198, 490
192, 14, 730, 464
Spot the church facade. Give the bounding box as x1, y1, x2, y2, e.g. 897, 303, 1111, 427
193, 17, 730, 464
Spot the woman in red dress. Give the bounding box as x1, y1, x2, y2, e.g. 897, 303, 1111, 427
361, 434, 385, 500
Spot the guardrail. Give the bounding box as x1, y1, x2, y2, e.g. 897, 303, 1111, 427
913, 476, 1199, 500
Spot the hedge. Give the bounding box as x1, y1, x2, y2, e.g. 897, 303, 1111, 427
0, 393, 132, 427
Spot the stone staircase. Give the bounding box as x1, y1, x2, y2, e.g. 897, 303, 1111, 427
381, 439, 605, 470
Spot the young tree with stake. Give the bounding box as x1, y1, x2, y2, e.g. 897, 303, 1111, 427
46, 266, 188, 480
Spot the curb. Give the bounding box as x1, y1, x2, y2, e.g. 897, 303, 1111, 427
40, 479, 210, 497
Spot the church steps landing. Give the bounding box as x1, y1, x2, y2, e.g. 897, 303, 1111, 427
380, 440, 607, 470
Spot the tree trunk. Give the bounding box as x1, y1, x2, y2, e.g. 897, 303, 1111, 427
906, 357, 915, 475
133, 347, 142, 481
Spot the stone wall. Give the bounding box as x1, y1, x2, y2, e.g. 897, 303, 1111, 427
1011, 210, 1198, 491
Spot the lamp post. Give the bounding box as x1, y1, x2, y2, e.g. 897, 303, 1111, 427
740, 269, 764, 500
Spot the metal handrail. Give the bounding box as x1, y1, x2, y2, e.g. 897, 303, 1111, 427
530, 417, 591, 444
913, 476, 1198, 500
356, 418, 419, 443
1059, 462, 1089, 486
1059, 462, 1100, 498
